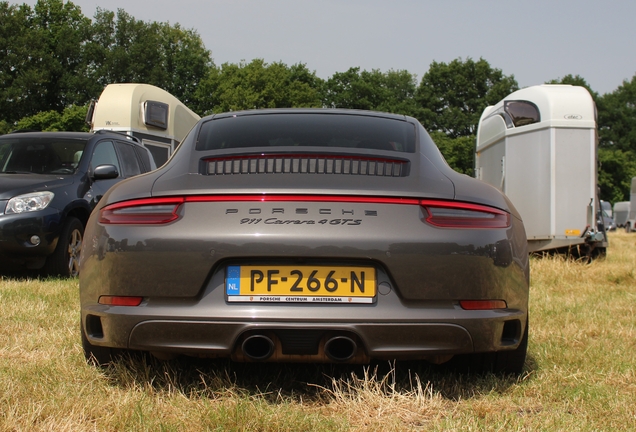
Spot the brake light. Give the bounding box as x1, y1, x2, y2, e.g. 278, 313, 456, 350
98, 296, 143, 306
99, 198, 184, 224
459, 300, 507, 310
420, 200, 510, 229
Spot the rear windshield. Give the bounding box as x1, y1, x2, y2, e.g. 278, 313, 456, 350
0, 137, 87, 175
196, 113, 416, 153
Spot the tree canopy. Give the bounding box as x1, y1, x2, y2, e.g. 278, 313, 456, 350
415, 57, 519, 138
193, 59, 322, 115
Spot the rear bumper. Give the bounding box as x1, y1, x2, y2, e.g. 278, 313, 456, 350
82, 285, 527, 362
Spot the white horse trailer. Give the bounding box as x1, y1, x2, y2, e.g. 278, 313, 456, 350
475, 84, 606, 257
88, 83, 200, 167
623, 178, 636, 232
613, 201, 630, 228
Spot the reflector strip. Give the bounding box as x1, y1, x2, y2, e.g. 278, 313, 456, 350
98, 296, 143, 306
459, 300, 507, 310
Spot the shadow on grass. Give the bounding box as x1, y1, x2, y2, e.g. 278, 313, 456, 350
0, 269, 54, 281
100, 351, 538, 402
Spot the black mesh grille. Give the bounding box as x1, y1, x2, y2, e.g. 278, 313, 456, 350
205, 155, 408, 177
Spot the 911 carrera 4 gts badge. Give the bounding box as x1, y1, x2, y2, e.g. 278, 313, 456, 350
228, 207, 376, 225
240, 218, 361, 225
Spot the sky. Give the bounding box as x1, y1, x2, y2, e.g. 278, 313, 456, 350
23, 0, 636, 95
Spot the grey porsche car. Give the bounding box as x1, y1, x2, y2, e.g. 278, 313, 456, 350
80, 109, 529, 374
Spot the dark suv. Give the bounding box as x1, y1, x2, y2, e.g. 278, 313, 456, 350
0, 130, 156, 277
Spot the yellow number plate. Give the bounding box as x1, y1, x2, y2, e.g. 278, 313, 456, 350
225, 265, 376, 303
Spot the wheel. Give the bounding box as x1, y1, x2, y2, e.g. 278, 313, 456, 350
626, 223, 632, 233
44, 217, 83, 277
449, 318, 529, 375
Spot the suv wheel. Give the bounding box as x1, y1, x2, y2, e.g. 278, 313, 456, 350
44, 217, 83, 277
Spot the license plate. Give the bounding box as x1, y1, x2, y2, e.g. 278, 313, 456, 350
225, 265, 376, 303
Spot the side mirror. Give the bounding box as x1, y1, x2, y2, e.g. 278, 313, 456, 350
92, 164, 119, 180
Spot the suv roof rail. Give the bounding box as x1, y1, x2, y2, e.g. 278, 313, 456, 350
9, 129, 41, 134
94, 129, 142, 144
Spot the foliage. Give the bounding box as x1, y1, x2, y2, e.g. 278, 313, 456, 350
322, 67, 419, 116
14, 105, 89, 132
415, 57, 519, 138
594, 76, 636, 201
88, 8, 211, 106
429, 131, 475, 176
193, 59, 323, 115
0, 0, 211, 125
597, 75, 636, 152
597, 148, 636, 202
0, 0, 94, 123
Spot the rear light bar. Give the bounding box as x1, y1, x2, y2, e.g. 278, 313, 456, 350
99, 195, 510, 228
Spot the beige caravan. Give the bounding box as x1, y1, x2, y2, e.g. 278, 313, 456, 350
88, 83, 200, 166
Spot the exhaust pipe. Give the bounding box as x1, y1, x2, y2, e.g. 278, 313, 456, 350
324, 336, 357, 362
241, 335, 275, 361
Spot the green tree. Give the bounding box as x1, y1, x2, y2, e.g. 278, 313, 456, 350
594, 74, 636, 201
87, 8, 212, 105
0, 0, 94, 123
597, 148, 636, 202
428, 131, 475, 176
415, 57, 518, 138
14, 105, 89, 132
322, 67, 419, 116
597, 75, 636, 152
193, 59, 323, 115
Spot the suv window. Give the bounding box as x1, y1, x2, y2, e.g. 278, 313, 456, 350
91, 141, 121, 176
0, 137, 86, 174
115, 141, 143, 177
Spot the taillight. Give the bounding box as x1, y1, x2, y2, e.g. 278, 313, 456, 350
459, 300, 507, 310
420, 200, 510, 229
99, 198, 184, 224
98, 296, 143, 306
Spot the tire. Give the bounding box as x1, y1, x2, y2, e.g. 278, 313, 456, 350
626, 223, 632, 233
44, 217, 83, 277
81, 322, 119, 367
449, 318, 529, 375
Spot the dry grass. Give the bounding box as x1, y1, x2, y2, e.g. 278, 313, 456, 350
1, 232, 636, 431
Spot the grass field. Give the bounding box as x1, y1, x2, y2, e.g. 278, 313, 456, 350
1, 232, 635, 431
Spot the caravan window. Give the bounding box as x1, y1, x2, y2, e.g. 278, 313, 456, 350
504, 101, 540, 127
144, 100, 169, 130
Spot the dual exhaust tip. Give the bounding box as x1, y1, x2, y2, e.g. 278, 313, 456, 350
241, 334, 358, 362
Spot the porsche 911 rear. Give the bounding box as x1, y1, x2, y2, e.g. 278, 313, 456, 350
80, 110, 529, 373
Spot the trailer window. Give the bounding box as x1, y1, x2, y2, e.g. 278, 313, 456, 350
144, 100, 169, 130
504, 101, 540, 127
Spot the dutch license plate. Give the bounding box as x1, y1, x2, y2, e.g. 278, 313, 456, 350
225, 265, 376, 303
